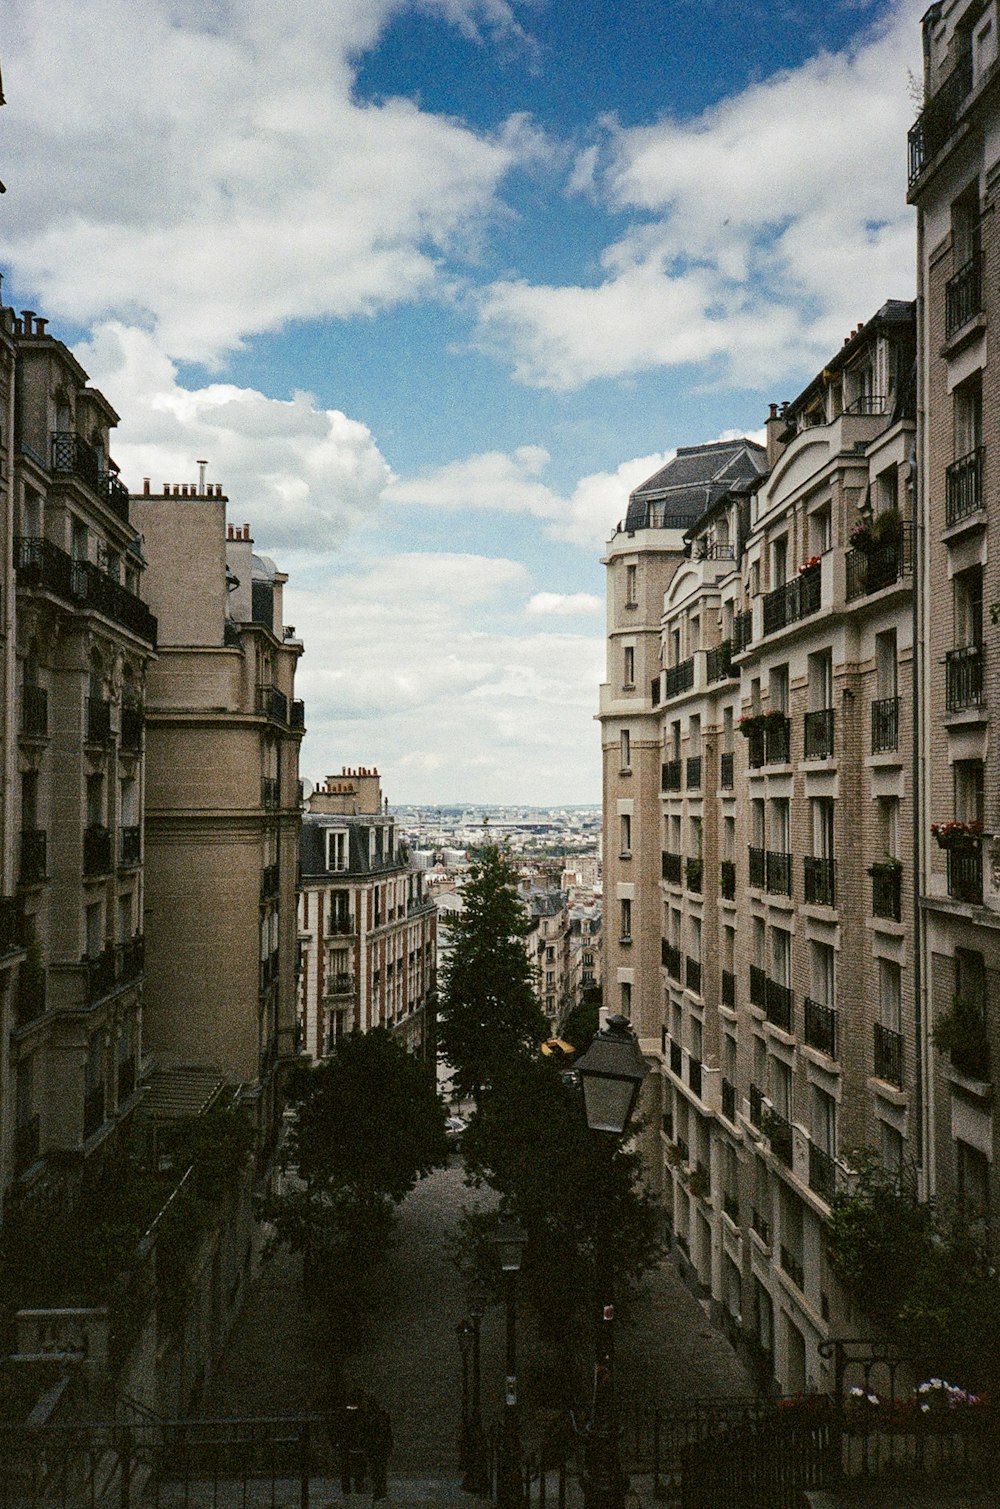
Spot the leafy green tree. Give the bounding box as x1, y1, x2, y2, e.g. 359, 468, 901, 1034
262, 1028, 449, 1294
437, 846, 548, 1102
459, 1056, 660, 1357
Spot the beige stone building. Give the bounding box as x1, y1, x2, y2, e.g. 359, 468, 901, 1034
132, 490, 305, 1150
298, 768, 437, 1061
909, 0, 1000, 1231
2, 298, 155, 1211
601, 305, 920, 1394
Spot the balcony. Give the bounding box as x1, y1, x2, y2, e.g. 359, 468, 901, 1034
751, 1203, 770, 1244
749, 846, 766, 889
804, 997, 836, 1058
83, 1081, 106, 1140
720, 751, 734, 788
803, 708, 834, 760
946, 255, 983, 339
21, 684, 48, 739
871, 696, 899, 753
85, 946, 119, 1003
870, 861, 902, 921
328, 913, 355, 936
118, 935, 145, 983
907, 55, 973, 186
685, 857, 702, 894
761, 565, 820, 636
803, 856, 835, 907
747, 728, 765, 769
664, 659, 695, 698
661, 850, 682, 885
765, 978, 793, 1034
119, 825, 141, 868
765, 1109, 794, 1168
256, 684, 289, 723
809, 1142, 838, 1205
765, 850, 792, 897
688, 1055, 702, 1097
685, 755, 702, 789
51, 429, 101, 491
86, 696, 112, 745
845, 534, 910, 600
13, 1114, 41, 1174
661, 759, 682, 792
14, 537, 157, 646
723, 1190, 739, 1223
290, 699, 306, 729
721, 1077, 736, 1123
669, 1038, 683, 1077
260, 862, 280, 902
705, 640, 735, 683
721, 969, 735, 1008
661, 939, 682, 979
325, 972, 355, 997
948, 845, 983, 905
685, 956, 702, 995
120, 701, 143, 752
83, 825, 112, 876
946, 447, 984, 525
720, 860, 736, 901
945, 644, 984, 712
15, 966, 46, 1028
874, 1022, 903, 1087
749, 1083, 764, 1130
732, 610, 753, 654
261, 776, 280, 810
779, 1243, 804, 1290
19, 828, 47, 886
765, 716, 790, 765
749, 963, 767, 1009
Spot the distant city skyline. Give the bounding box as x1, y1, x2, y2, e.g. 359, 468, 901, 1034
2, 0, 921, 803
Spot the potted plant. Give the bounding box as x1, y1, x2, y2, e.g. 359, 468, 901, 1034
931, 993, 990, 1079
738, 712, 762, 738
931, 819, 984, 850
798, 554, 822, 574
850, 518, 874, 551
871, 506, 904, 545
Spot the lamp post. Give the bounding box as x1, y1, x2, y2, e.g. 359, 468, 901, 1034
463, 1281, 490, 1495
493, 1214, 527, 1509
457, 1320, 473, 1476
574, 1015, 649, 1509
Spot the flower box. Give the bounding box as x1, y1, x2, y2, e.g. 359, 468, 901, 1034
931, 820, 983, 850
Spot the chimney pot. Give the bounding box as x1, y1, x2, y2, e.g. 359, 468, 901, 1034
143, 478, 150, 495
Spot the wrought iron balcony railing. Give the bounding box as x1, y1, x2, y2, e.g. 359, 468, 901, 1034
720, 860, 736, 900
749, 963, 767, 1009
945, 254, 983, 338
766, 1109, 794, 1168
119, 825, 141, 868
803, 707, 834, 759
705, 640, 735, 683
870, 861, 902, 920
871, 695, 899, 753
51, 429, 100, 490
19, 828, 46, 886
83, 825, 112, 876
685, 956, 702, 994
721, 968, 735, 1008
664, 659, 695, 698
948, 845, 983, 904
762, 565, 820, 636
14, 537, 157, 645
765, 716, 790, 764
845, 534, 911, 600
290, 699, 305, 729
765, 849, 793, 896
945, 643, 984, 711
908, 54, 973, 186
720, 750, 734, 788
21, 684, 48, 739
661, 850, 682, 884
765, 978, 793, 1033
804, 997, 836, 1058
661, 939, 682, 979
256, 684, 289, 723
661, 759, 682, 791
685, 755, 702, 789
327, 913, 355, 935
749, 846, 766, 888
87, 696, 112, 745
803, 855, 835, 907
874, 1022, 904, 1087
732, 610, 753, 654
260, 862, 280, 902
946, 446, 985, 525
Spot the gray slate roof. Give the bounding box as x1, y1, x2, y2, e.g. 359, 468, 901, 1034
624, 439, 767, 532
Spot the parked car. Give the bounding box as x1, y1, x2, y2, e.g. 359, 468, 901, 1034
444, 1115, 467, 1148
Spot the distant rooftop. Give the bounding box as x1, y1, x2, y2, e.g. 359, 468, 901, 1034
623, 438, 767, 533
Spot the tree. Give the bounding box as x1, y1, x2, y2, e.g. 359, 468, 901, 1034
262, 1029, 448, 1292
437, 846, 548, 1102
458, 1056, 661, 1360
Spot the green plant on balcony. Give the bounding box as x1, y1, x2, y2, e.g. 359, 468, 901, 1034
932, 994, 990, 1081
738, 712, 763, 737
931, 819, 983, 850
686, 1165, 710, 1200
665, 1140, 684, 1167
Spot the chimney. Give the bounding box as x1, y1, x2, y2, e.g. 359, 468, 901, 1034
197, 459, 208, 495
765, 401, 788, 469
143, 478, 150, 496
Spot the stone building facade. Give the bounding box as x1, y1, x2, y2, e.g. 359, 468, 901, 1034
298, 769, 437, 1061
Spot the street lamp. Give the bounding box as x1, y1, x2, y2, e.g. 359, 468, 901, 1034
463, 1281, 490, 1495
573, 1015, 649, 1509
456, 1320, 473, 1476
493, 1215, 527, 1509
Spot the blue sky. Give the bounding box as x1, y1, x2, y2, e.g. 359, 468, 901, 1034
1, 0, 922, 803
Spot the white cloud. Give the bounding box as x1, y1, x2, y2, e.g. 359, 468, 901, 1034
2, 0, 540, 363
76, 324, 394, 549
526, 592, 602, 616
285, 551, 604, 804
475, 0, 923, 389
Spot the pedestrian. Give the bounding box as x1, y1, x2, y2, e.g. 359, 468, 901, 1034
336, 1400, 368, 1498
362, 1396, 393, 1504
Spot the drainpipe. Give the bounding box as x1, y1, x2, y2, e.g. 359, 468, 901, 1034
912, 218, 930, 1201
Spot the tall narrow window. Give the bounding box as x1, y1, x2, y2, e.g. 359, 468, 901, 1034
620, 814, 631, 855
623, 645, 635, 686
620, 729, 631, 770
625, 563, 637, 606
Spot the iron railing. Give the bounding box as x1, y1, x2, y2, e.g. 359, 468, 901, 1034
871, 695, 899, 752
720, 860, 736, 900
686, 755, 702, 788
809, 1142, 838, 1204
765, 849, 793, 896
765, 978, 793, 1033
762, 565, 820, 636
21, 683, 48, 738
804, 997, 836, 1058
946, 446, 984, 524
661, 759, 682, 791
720, 750, 734, 788
749, 846, 766, 888
662, 940, 681, 978
19, 827, 47, 885
290, 699, 305, 729
749, 963, 767, 1009
945, 643, 984, 710
845, 534, 910, 600
732, 610, 753, 653
767, 1110, 794, 1168
870, 861, 902, 920
706, 640, 735, 682
948, 844, 983, 904
51, 429, 100, 489
664, 658, 695, 698
765, 716, 790, 764
256, 684, 289, 722
946, 253, 983, 337
803, 855, 835, 907
14, 536, 157, 645
908, 55, 973, 185
661, 850, 682, 884
803, 707, 834, 759
874, 1023, 904, 1087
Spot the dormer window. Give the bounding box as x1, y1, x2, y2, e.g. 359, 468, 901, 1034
326, 830, 348, 872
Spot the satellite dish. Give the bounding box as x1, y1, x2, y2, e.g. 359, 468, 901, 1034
300, 778, 315, 800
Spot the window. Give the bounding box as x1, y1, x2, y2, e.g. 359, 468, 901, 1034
811, 942, 835, 1007
620, 814, 631, 855
85, 902, 103, 960
879, 959, 902, 1032
956, 948, 986, 1007
771, 536, 788, 589
877, 796, 899, 860
751, 799, 765, 848
810, 505, 831, 555
807, 649, 833, 710
880, 1120, 904, 1178
954, 565, 983, 648
71, 517, 88, 562
954, 760, 984, 825
771, 928, 791, 987
770, 1057, 792, 1119
86, 773, 104, 828
625, 564, 637, 606
957, 1140, 990, 1213
722, 705, 734, 753
620, 729, 631, 771
954, 373, 982, 459
811, 798, 835, 859
117, 894, 133, 943
621, 981, 632, 1017
326, 830, 348, 872
812, 1085, 837, 1155
875, 629, 898, 699
620, 898, 632, 941
623, 646, 635, 687
769, 798, 790, 852
952, 182, 981, 268
769, 665, 789, 713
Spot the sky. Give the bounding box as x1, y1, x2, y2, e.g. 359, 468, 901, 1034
1, 0, 923, 805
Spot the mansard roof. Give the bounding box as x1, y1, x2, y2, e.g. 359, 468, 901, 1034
624, 438, 767, 532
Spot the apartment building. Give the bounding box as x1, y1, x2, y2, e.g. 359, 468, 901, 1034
298, 768, 437, 1060
132, 491, 305, 1150
526, 889, 572, 1031
909, 0, 1000, 1237
3, 299, 155, 1212
601, 307, 918, 1394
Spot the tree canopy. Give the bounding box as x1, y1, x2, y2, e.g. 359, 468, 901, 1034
437, 846, 548, 1101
